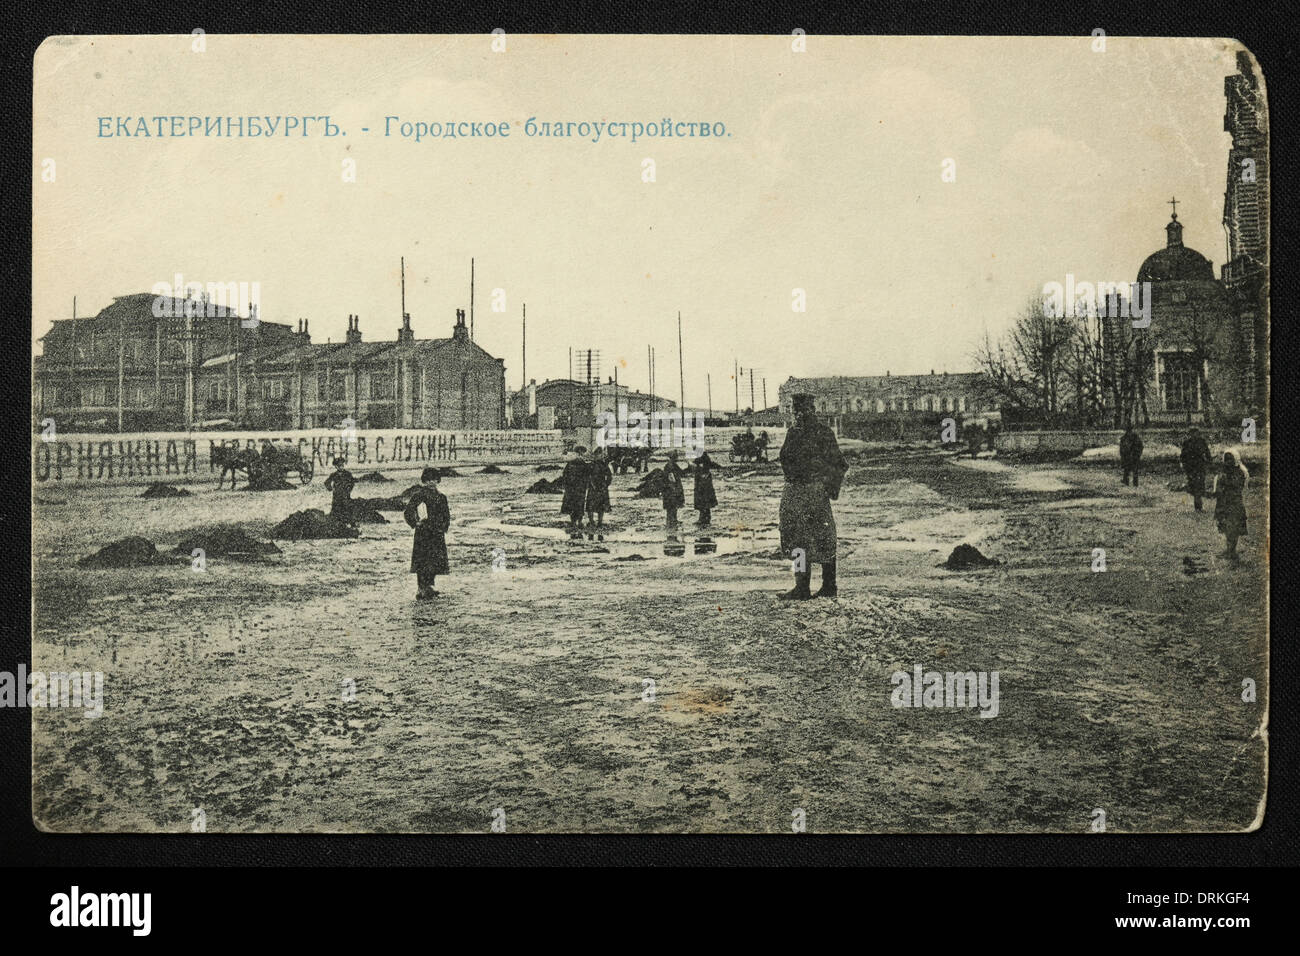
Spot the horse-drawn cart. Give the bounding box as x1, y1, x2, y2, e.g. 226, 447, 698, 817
212, 442, 315, 489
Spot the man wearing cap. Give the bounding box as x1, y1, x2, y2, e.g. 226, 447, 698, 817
403, 467, 451, 600
778, 393, 848, 599
560, 446, 590, 529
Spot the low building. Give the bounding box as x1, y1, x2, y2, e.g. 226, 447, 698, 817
778, 372, 996, 438
34, 292, 506, 431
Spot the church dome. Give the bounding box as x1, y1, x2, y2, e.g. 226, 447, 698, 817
1137, 212, 1215, 283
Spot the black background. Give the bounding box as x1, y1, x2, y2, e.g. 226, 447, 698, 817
2, 0, 1294, 868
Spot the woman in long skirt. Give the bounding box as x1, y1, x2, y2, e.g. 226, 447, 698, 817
1213, 449, 1249, 561
403, 467, 451, 599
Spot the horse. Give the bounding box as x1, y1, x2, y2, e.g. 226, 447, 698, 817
210, 444, 260, 489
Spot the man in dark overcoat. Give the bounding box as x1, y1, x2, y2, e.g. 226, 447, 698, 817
1179, 427, 1213, 511
778, 394, 848, 599
403, 467, 451, 600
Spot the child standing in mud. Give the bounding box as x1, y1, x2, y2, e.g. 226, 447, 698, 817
1213, 449, 1249, 561
403, 467, 451, 600
661, 450, 686, 529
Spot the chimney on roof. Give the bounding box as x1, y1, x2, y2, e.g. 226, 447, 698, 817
296, 318, 311, 344
453, 308, 469, 344
346, 314, 362, 345
398, 310, 413, 344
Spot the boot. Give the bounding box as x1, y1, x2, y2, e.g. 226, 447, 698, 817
814, 560, 838, 598
780, 571, 813, 600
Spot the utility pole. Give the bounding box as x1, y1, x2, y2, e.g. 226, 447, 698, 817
469, 258, 475, 342
749, 369, 756, 422
763, 377, 767, 412
117, 309, 125, 433
401, 256, 406, 318
521, 303, 526, 388
677, 310, 684, 413
707, 373, 712, 420
734, 358, 739, 415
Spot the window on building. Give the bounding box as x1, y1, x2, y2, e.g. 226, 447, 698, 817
369, 374, 394, 401
1161, 352, 1200, 411
958, 396, 967, 412
411, 367, 423, 403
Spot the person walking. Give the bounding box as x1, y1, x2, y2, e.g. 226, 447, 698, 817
403, 467, 450, 600
1119, 423, 1144, 486
778, 393, 848, 599
1179, 427, 1213, 511
1213, 449, 1250, 561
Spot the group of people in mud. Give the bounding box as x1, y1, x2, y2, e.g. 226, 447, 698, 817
314, 392, 848, 604
559, 445, 720, 531
1117, 423, 1252, 561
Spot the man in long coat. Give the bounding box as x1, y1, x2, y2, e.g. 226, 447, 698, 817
403, 467, 451, 600
560, 447, 590, 528
692, 452, 719, 526
1179, 427, 1213, 511
778, 394, 848, 599
661, 450, 686, 528
585, 447, 613, 528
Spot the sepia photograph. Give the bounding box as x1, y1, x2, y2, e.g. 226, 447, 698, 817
27, 33, 1268, 834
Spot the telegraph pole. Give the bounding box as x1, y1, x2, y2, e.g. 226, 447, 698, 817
677, 311, 685, 413
707, 373, 712, 420
734, 358, 739, 415
469, 258, 475, 342
521, 303, 526, 388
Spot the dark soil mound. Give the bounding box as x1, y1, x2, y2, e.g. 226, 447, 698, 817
357, 471, 394, 482
353, 495, 407, 512
613, 553, 647, 562
634, 470, 671, 498
942, 543, 1000, 570
438, 468, 463, 478
243, 475, 296, 491
350, 508, 389, 524
141, 482, 191, 498
535, 464, 561, 472
173, 526, 281, 558
79, 536, 173, 568
479, 464, 509, 474
525, 478, 565, 494
270, 509, 360, 540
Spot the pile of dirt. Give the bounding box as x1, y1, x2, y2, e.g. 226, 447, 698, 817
79, 536, 174, 568
270, 509, 360, 540
613, 553, 647, 562
634, 470, 671, 498
243, 475, 296, 491
439, 467, 463, 478
525, 478, 565, 494
479, 464, 509, 474
173, 526, 281, 558
535, 464, 561, 472
357, 471, 394, 482
353, 495, 408, 512
350, 507, 389, 524
942, 544, 1001, 570
140, 482, 192, 498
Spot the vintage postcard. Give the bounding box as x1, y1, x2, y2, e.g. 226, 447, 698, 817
29, 34, 1268, 833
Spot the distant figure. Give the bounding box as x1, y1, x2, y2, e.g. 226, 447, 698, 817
323, 457, 356, 521
661, 450, 686, 529
966, 423, 984, 459
560, 447, 589, 528
1179, 427, 1213, 511
585, 447, 612, 528
1119, 424, 1144, 486
403, 467, 451, 600
1213, 449, 1250, 560
693, 452, 719, 526
778, 393, 848, 599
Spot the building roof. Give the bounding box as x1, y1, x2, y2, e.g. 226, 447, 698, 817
1137, 214, 1216, 283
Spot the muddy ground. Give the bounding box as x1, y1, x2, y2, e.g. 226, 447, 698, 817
31, 446, 1268, 832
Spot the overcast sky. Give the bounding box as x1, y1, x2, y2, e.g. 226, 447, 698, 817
33, 35, 1252, 408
